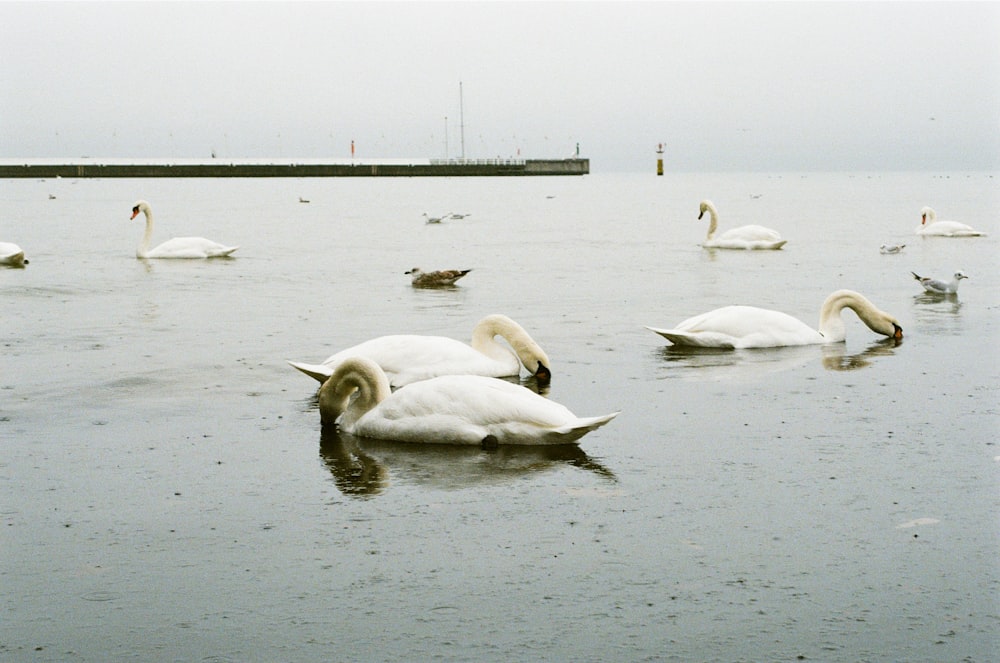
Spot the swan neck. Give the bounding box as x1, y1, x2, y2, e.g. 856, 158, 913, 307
818, 290, 885, 341
138, 208, 153, 258
319, 358, 390, 427
703, 204, 719, 238
470, 315, 549, 372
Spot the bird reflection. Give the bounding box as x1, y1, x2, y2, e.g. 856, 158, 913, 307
655, 336, 901, 378
820, 337, 902, 371
319, 428, 615, 499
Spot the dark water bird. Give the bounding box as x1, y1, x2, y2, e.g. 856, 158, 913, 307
405, 267, 471, 287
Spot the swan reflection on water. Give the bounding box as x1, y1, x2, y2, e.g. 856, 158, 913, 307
319, 428, 616, 499
656, 338, 901, 378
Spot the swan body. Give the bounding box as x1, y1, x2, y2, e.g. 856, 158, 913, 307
0, 242, 27, 267
880, 244, 905, 254
289, 313, 552, 387
699, 200, 786, 250
916, 207, 985, 237
646, 290, 903, 349
912, 270, 967, 294
131, 200, 239, 258
319, 357, 617, 445
405, 267, 471, 287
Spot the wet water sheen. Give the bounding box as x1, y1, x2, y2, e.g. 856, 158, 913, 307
2, 172, 998, 661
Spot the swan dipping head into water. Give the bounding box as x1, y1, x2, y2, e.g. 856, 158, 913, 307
319, 356, 617, 446
647, 289, 902, 349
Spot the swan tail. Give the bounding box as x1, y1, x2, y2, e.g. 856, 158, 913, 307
287, 360, 334, 382
550, 411, 620, 444
645, 326, 736, 349
209, 246, 239, 257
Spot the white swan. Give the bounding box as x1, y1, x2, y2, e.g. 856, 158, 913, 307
319, 357, 618, 445
646, 290, 903, 348
699, 200, 787, 250
405, 267, 471, 287
289, 313, 552, 387
916, 207, 985, 237
0, 242, 27, 267
912, 270, 967, 294
130, 200, 239, 258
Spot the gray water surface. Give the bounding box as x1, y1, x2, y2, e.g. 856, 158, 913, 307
3, 172, 998, 661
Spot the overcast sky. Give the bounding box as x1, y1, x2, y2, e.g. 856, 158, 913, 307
1, 2, 998, 172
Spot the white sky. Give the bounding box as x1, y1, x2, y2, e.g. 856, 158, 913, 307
1, 1, 998, 171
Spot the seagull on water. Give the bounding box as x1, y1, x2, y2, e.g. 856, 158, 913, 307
423, 213, 449, 224
912, 270, 968, 294
405, 267, 472, 288
880, 244, 905, 254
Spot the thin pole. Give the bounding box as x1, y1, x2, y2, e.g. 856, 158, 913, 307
459, 81, 465, 161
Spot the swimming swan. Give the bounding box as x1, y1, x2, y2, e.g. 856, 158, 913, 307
130, 200, 239, 258
288, 313, 552, 387
319, 357, 618, 445
646, 290, 903, 348
916, 207, 985, 237
912, 270, 967, 294
0, 242, 27, 267
699, 200, 787, 250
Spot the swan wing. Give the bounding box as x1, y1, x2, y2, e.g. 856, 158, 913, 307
648, 306, 823, 348
147, 237, 238, 258
917, 221, 985, 237
312, 334, 519, 386
352, 376, 617, 445
706, 225, 786, 249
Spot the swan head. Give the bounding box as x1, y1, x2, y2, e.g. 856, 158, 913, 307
318, 356, 391, 427
131, 200, 151, 220
920, 206, 935, 225
698, 200, 716, 221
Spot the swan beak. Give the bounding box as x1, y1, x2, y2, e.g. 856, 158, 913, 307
893, 324, 903, 340
697, 210, 706, 220
534, 363, 552, 385
130, 207, 140, 220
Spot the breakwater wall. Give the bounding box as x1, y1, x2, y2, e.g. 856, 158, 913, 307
0, 158, 588, 178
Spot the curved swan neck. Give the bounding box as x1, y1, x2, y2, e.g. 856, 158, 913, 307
699, 201, 719, 239
134, 201, 153, 258
470, 314, 550, 373
319, 357, 390, 426
818, 290, 897, 341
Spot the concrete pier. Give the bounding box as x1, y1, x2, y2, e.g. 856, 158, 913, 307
0, 158, 588, 178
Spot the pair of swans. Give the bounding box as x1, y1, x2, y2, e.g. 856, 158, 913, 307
319, 356, 618, 446
916, 207, 985, 237
912, 270, 967, 295
0, 242, 27, 267
647, 290, 902, 349
289, 314, 552, 388
131, 200, 239, 258
406, 267, 471, 287
699, 200, 786, 250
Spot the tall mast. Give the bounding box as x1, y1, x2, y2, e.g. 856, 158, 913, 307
459, 81, 465, 161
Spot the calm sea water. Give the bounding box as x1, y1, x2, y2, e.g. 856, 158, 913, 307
2, 171, 998, 661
